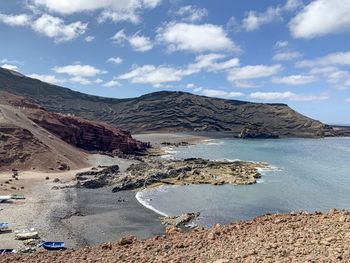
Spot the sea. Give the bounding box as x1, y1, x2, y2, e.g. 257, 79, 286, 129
136, 137, 350, 227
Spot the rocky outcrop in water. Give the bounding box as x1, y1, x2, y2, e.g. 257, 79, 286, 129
112, 158, 267, 192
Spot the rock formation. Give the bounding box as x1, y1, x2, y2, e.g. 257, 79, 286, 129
112, 158, 267, 192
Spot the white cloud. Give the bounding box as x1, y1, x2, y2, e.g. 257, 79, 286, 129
250, 91, 328, 101
117, 54, 240, 86
1, 64, 19, 71
345, 98, 350, 103
289, 0, 350, 39
275, 40, 289, 49
0, 13, 87, 43
175, 5, 208, 22
31, 0, 162, 24
284, 0, 304, 11
188, 53, 240, 73
107, 57, 123, 65
85, 36, 95, 42
118, 65, 187, 86
103, 79, 121, 88
242, 0, 303, 31
28, 73, 66, 84
53, 64, 106, 77
186, 83, 195, 89
273, 51, 302, 61
32, 14, 87, 42
228, 64, 282, 83
306, 63, 350, 90
70, 76, 92, 85
128, 35, 153, 52
157, 22, 239, 53
272, 75, 317, 85
201, 88, 244, 98
242, 7, 282, 31
226, 16, 240, 32
111, 30, 153, 52
297, 52, 350, 68
0, 13, 31, 26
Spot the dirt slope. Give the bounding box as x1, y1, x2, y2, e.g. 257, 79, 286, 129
1, 209, 349, 263
0, 102, 89, 172
0, 92, 145, 171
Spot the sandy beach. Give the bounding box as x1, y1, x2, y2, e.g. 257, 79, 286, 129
0, 154, 164, 250
0, 134, 204, 251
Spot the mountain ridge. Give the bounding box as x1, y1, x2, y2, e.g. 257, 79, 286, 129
0, 67, 346, 138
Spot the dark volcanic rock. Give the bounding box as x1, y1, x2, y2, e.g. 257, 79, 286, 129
76, 165, 119, 188
238, 126, 279, 139
0, 67, 347, 138
112, 158, 267, 192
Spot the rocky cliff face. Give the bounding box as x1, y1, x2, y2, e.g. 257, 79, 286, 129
0, 92, 146, 171
0, 67, 347, 138
27, 110, 144, 154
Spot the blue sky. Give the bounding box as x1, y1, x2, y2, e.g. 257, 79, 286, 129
1, 0, 350, 124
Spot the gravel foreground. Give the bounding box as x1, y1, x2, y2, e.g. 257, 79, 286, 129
2, 209, 349, 263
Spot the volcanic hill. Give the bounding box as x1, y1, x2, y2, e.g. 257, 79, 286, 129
0, 67, 346, 138
0, 91, 145, 172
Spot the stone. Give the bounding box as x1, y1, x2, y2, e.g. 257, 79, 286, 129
118, 235, 137, 246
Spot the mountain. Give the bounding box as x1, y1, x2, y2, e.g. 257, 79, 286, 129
0, 91, 145, 171
0, 67, 344, 138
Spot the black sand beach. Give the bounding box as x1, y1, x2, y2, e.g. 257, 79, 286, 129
59, 188, 165, 247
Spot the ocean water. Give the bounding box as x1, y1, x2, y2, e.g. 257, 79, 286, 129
136, 138, 350, 227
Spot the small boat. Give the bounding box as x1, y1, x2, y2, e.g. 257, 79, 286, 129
15, 230, 39, 240
42, 241, 65, 250
0, 249, 16, 255
0, 223, 9, 231
0, 196, 11, 203
11, 194, 25, 200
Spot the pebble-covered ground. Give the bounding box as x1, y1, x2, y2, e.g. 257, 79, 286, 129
2, 209, 349, 263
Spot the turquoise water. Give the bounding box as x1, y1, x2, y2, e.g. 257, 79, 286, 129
136, 138, 350, 227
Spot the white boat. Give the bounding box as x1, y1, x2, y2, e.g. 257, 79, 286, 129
15, 231, 39, 240
0, 196, 11, 203
15, 228, 39, 240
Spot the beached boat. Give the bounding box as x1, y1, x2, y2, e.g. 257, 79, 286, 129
15, 230, 39, 240
0, 249, 16, 255
42, 242, 65, 250
11, 194, 25, 200
0, 196, 11, 203
0, 223, 9, 231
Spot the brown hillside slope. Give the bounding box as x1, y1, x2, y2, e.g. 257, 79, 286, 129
2, 210, 349, 262
0, 97, 89, 172
0, 92, 145, 171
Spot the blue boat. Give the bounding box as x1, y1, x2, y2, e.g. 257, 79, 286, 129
0, 223, 9, 231
0, 249, 16, 255
42, 242, 65, 250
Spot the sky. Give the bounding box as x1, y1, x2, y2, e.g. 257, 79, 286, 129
0, 0, 350, 124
